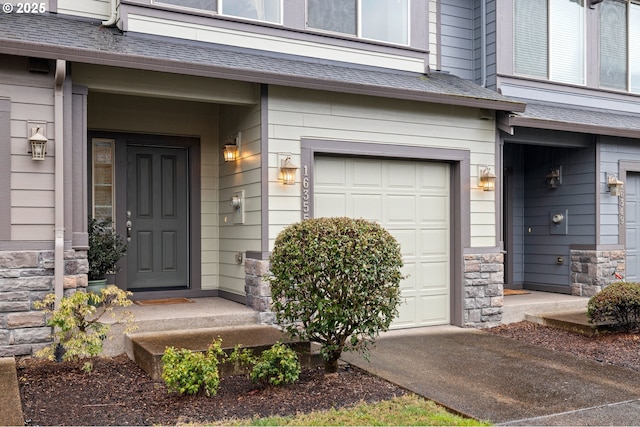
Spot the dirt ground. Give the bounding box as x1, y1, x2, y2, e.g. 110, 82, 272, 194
17, 321, 640, 426
17, 355, 408, 426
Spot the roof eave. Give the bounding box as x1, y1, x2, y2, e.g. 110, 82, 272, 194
0, 39, 525, 112
509, 116, 640, 139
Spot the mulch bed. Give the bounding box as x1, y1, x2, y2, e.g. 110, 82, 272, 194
18, 355, 408, 426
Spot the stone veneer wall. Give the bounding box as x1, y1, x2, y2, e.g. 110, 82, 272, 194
0, 250, 88, 357
570, 249, 625, 296
244, 258, 274, 324
248, 254, 505, 329
464, 253, 504, 328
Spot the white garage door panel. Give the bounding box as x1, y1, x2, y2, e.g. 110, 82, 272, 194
352, 194, 383, 219
314, 194, 347, 217
314, 156, 451, 328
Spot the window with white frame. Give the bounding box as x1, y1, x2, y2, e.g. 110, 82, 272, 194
154, 0, 282, 24
92, 139, 115, 221
514, 0, 585, 85
599, 0, 640, 93
307, 0, 409, 45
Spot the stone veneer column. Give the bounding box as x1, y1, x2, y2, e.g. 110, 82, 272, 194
570, 249, 625, 296
244, 258, 275, 324
464, 253, 504, 328
0, 249, 88, 357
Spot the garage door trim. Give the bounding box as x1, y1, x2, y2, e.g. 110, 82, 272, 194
301, 138, 469, 326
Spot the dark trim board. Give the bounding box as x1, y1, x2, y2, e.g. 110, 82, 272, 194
0, 98, 10, 241
619, 160, 640, 247
301, 138, 470, 327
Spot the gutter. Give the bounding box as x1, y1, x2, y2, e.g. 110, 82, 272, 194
54, 60, 65, 306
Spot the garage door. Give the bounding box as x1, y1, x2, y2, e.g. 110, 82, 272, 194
314, 156, 451, 328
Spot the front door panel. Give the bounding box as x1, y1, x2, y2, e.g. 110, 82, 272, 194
127, 145, 189, 290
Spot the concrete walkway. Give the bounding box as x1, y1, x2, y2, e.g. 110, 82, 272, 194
0, 358, 23, 427
341, 326, 640, 425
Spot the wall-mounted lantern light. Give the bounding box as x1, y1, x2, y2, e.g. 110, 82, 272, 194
478, 166, 496, 191
280, 155, 299, 185
608, 174, 624, 196
29, 126, 48, 160
546, 167, 562, 189
223, 132, 241, 162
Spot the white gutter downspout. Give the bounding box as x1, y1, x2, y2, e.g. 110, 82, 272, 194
54, 60, 65, 306
480, 0, 487, 87
102, 0, 119, 27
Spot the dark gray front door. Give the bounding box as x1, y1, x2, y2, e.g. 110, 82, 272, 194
126, 145, 189, 290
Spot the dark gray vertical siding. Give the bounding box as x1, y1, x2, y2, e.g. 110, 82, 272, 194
599, 137, 640, 246
439, 0, 475, 80
521, 145, 596, 291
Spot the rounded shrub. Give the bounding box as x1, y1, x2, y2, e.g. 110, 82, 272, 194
161, 338, 225, 397
250, 342, 301, 386
269, 217, 404, 373
587, 281, 640, 332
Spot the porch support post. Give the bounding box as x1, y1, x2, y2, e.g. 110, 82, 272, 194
54, 60, 66, 305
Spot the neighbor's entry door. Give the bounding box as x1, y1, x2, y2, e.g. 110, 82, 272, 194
126, 144, 189, 290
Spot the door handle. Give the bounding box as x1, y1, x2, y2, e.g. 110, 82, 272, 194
126, 220, 132, 242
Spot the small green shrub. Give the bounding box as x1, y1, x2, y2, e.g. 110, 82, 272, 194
270, 217, 404, 372
161, 338, 225, 396
587, 281, 640, 332
34, 285, 136, 362
250, 342, 301, 386
228, 344, 257, 372
88, 217, 127, 281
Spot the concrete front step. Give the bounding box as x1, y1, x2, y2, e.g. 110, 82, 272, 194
101, 297, 262, 357
502, 291, 589, 324
129, 325, 320, 380
525, 310, 612, 337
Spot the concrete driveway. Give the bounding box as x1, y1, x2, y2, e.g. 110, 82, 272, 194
340, 326, 640, 425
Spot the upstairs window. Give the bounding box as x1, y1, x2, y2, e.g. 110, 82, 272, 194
599, 0, 640, 93
307, 0, 409, 45
154, 0, 282, 24
514, 0, 585, 85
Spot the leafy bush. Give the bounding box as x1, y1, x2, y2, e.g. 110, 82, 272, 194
162, 338, 225, 396
587, 281, 640, 332
88, 217, 127, 281
162, 340, 300, 396
269, 217, 404, 373
250, 342, 301, 386
34, 286, 136, 361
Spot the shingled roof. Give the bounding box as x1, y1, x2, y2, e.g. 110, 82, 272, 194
503, 101, 640, 139
0, 12, 525, 112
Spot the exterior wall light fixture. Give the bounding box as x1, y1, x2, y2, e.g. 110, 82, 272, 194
608, 174, 624, 196
223, 132, 241, 162
479, 166, 496, 191
546, 167, 562, 189
29, 126, 48, 160
279, 154, 299, 185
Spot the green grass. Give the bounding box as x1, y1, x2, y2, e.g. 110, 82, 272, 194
218, 394, 491, 426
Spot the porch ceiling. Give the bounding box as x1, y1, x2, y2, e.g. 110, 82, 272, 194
0, 12, 525, 112
501, 101, 640, 139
